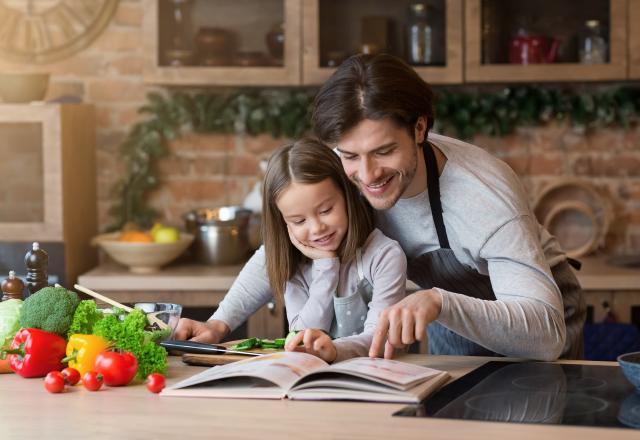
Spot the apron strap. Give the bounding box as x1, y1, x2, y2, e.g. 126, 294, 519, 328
423, 142, 451, 249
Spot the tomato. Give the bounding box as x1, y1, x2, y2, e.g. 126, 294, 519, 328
44, 371, 65, 393
146, 373, 166, 393
94, 351, 138, 386
61, 367, 81, 386
82, 371, 104, 391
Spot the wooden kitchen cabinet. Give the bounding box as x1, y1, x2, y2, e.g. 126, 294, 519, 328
0, 103, 97, 286
629, 0, 640, 78
302, 0, 463, 85
143, 0, 301, 86
464, 0, 628, 82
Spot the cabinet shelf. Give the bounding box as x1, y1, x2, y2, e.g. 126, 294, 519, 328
0, 104, 97, 285
143, 0, 637, 86
302, 0, 462, 85
465, 0, 628, 82
143, 0, 301, 86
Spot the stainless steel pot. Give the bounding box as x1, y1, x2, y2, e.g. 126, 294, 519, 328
184, 206, 252, 265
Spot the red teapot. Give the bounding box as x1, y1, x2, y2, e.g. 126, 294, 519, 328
509, 30, 559, 65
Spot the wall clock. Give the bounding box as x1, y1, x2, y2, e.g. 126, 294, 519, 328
0, 0, 119, 64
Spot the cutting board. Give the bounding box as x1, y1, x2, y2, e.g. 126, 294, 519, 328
181, 340, 283, 366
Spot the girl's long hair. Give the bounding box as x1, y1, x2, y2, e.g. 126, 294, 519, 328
262, 138, 374, 300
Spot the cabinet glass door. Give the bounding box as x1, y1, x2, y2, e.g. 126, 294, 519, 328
0, 123, 44, 223
145, 0, 301, 85
303, 0, 462, 85
466, 0, 627, 82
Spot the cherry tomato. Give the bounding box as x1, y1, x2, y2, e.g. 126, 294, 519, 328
61, 367, 81, 386
94, 351, 138, 386
146, 373, 166, 393
44, 371, 65, 393
82, 371, 104, 391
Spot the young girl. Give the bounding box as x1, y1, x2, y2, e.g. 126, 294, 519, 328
262, 138, 407, 363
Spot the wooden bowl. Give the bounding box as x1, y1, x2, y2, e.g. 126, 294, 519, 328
543, 201, 598, 258
0, 73, 49, 103
533, 179, 611, 258
93, 232, 194, 273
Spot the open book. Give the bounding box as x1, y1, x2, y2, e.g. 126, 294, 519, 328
162, 351, 449, 403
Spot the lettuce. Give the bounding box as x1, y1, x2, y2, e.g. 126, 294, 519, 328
0, 299, 23, 350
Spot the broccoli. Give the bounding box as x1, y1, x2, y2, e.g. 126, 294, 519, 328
19, 286, 80, 337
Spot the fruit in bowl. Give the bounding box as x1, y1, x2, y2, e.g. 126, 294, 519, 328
94, 228, 194, 273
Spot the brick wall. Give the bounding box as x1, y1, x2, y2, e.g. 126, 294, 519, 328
473, 124, 640, 254
1, 0, 638, 256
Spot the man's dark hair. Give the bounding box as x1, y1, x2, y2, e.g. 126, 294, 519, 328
312, 53, 435, 144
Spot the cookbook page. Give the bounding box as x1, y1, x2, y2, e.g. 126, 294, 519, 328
166, 351, 328, 391
310, 357, 445, 390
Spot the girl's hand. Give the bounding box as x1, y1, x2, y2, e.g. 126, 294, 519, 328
285, 329, 337, 363
287, 226, 336, 260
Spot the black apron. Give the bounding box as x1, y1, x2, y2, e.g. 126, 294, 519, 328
406, 142, 586, 358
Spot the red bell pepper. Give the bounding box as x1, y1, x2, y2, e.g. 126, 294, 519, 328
4, 328, 66, 378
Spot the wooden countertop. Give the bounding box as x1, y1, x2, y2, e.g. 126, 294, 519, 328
78, 255, 640, 292
0, 355, 635, 439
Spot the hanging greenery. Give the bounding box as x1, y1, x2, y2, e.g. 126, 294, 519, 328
435, 86, 640, 139
108, 89, 313, 230
108, 85, 640, 230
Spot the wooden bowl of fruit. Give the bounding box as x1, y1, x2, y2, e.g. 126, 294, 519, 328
93, 225, 194, 273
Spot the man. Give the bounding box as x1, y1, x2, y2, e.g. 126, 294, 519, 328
175, 54, 585, 360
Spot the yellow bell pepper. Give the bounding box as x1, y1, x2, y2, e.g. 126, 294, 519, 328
63, 334, 110, 377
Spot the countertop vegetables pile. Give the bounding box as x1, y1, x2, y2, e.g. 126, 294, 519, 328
0, 285, 168, 393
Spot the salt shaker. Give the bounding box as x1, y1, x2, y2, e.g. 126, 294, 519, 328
24, 242, 49, 297
1, 271, 25, 301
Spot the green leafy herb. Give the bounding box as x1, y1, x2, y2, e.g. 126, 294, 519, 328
67, 300, 105, 338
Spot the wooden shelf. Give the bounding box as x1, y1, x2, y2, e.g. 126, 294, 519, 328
302, 0, 463, 85
143, 0, 301, 86
629, 0, 640, 78
0, 103, 97, 285
465, 0, 628, 83
142, 0, 636, 86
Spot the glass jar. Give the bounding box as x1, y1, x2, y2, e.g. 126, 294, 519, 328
579, 20, 607, 64
164, 0, 194, 66
406, 3, 433, 65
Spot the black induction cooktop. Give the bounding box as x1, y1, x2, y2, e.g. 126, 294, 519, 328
394, 361, 640, 429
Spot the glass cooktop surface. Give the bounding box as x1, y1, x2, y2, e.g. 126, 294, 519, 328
395, 361, 640, 429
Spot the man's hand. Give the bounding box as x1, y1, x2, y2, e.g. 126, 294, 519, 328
369, 289, 443, 359
285, 329, 337, 363
173, 318, 230, 344
287, 226, 336, 260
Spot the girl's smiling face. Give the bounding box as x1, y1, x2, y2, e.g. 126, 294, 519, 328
276, 178, 348, 252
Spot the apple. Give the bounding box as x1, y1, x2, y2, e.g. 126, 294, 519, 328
149, 222, 163, 240
153, 226, 180, 243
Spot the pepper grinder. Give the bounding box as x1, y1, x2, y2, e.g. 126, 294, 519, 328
24, 242, 49, 298
1, 271, 25, 301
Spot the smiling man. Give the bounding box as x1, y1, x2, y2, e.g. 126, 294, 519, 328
175, 54, 586, 361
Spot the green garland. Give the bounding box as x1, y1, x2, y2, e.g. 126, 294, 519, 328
435, 86, 640, 139
108, 89, 313, 230
109, 85, 640, 230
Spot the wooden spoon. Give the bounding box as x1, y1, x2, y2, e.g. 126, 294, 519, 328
73, 283, 170, 331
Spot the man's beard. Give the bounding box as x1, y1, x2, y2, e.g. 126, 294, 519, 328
351, 152, 418, 211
